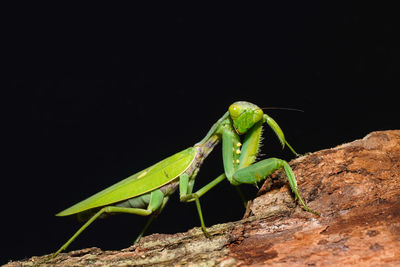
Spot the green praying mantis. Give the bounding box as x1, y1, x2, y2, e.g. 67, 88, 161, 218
49, 101, 318, 260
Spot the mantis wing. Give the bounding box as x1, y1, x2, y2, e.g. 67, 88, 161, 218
57, 147, 196, 216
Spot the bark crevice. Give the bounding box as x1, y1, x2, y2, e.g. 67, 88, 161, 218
6, 130, 400, 266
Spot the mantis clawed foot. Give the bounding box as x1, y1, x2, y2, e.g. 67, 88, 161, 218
294, 191, 320, 216
183, 193, 212, 238
303, 206, 320, 216
201, 227, 212, 239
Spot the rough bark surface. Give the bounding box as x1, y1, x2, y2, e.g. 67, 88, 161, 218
5, 130, 400, 267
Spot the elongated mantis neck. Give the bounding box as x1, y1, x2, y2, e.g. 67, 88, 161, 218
195, 111, 229, 147
192, 112, 230, 170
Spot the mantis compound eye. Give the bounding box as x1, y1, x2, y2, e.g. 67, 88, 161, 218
229, 101, 264, 134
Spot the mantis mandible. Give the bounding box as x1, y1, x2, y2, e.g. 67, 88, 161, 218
50, 101, 318, 260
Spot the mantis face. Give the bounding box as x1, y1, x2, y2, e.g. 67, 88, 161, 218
229, 101, 264, 134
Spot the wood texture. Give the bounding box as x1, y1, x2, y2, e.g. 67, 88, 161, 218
6, 130, 400, 266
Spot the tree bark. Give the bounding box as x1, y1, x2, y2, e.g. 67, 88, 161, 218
6, 130, 400, 266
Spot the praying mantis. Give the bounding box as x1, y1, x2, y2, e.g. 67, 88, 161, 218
49, 101, 318, 260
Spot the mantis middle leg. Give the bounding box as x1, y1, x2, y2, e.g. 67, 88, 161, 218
179, 173, 227, 237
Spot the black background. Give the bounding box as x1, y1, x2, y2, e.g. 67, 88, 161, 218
3, 3, 399, 264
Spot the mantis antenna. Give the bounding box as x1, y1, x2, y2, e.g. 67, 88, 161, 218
261, 107, 305, 113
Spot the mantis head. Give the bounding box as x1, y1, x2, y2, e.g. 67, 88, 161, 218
229, 101, 264, 134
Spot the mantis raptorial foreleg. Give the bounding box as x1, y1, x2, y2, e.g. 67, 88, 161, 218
264, 114, 298, 156
221, 114, 319, 215
50, 101, 319, 262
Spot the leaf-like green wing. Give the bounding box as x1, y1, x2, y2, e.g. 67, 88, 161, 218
57, 147, 196, 216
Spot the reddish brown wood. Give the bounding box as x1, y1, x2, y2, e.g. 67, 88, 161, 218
6, 130, 400, 266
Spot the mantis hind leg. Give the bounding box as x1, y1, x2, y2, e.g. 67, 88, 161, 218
234, 185, 247, 208
134, 196, 170, 244
232, 158, 319, 215
49, 190, 165, 261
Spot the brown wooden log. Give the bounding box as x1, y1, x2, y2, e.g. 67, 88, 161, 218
5, 130, 400, 266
